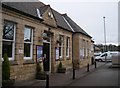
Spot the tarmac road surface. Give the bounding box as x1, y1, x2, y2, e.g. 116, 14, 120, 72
69, 62, 119, 86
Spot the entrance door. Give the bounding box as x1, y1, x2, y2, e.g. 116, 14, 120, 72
43, 43, 50, 71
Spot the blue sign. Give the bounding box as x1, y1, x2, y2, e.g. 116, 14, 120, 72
37, 45, 43, 62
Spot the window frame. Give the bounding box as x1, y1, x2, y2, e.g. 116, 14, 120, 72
66, 37, 70, 57
24, 26, 33, 60
80, 39, 85, 59
83, 39, 85, 59
2, 21, 16, 60
59, 35, 64, 59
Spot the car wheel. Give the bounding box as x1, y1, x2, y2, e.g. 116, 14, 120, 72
95, 59, 98, 61
98, 59, 102, 62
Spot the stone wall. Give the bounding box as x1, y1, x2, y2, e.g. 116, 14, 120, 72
10, 64, 36, 81
2, 8, 49, 81
42, 7, 57, 28
51, 27, 73, 72
73, 33, 92, 68
2, 7, 73, 81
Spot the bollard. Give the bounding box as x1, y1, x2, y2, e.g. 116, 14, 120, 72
73, 68, 75, 79
87, 64, 89, 72
95, 61, 97, 68
73, 63, 75, 79
46, 73, 49, 88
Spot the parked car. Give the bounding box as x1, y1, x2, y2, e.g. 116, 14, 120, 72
95, 51, 119, 62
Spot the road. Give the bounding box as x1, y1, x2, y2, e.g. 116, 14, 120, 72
69, 62, 119, 86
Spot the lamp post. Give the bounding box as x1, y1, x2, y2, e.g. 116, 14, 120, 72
103, 16, 107, 62
43, 28, 51, 88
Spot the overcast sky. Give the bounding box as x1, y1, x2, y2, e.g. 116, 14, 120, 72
39, 0, 119, 45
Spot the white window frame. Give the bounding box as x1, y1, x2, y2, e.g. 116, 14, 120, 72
88, 42, 90, 56
82, 39, 85, 59
66, 37, 70, 57
86, 41, 88, 57
91, 44, 94, 52
59, 35, 63, 59
24, 26, 33, 60
2, 21, 16, 60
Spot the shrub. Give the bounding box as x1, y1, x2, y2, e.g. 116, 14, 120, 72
57, 61, 66, 73
36, 63, 42, 73
2, 53, 10, 80
58, 61, 63, 69
36, 63, 46, 80
2, 53, 15, 86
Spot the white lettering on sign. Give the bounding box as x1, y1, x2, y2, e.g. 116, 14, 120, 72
19, 50, 23, 54
56, 48, 59, 60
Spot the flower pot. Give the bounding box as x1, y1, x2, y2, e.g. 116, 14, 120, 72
2, 79, 15, 87
36, 71, 46, 80
57, 68, 66, 73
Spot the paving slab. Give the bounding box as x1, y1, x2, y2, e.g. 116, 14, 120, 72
14, 62, 105, 87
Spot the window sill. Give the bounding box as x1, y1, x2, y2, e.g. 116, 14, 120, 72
55, 59, 60, 61
55, 58, 65, 61
10, 60, 18, 66
23, 60, 35, 65
66, 57, 70, 60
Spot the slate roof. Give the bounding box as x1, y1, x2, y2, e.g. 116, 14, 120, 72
62, 14, 92, 38
51, 9, 73, 32
2, 2, 45, 20
2, 2, 92, 37
2, 2, 73, 32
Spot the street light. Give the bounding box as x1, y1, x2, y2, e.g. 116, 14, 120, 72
43, 28, 51, 88
103, 16, 107, 62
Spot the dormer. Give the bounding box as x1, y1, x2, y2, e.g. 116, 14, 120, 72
36, 8, 43, 19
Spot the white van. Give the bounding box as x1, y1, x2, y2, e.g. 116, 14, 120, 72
95, 51, 118, 62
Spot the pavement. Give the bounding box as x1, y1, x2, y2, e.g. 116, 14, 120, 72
69, 62, 119, 86
14, 62, 106, 87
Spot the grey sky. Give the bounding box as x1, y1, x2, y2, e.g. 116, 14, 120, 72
40, 0, 118, 45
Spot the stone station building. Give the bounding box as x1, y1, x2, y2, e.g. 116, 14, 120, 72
1, 2, 93, 81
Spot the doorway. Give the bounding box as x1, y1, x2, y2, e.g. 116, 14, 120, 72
43, 43, 50, 71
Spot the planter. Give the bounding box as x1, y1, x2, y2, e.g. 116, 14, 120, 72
36, 71, 46, 80
2, 79, 15, 87
57, 68, 66, 73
